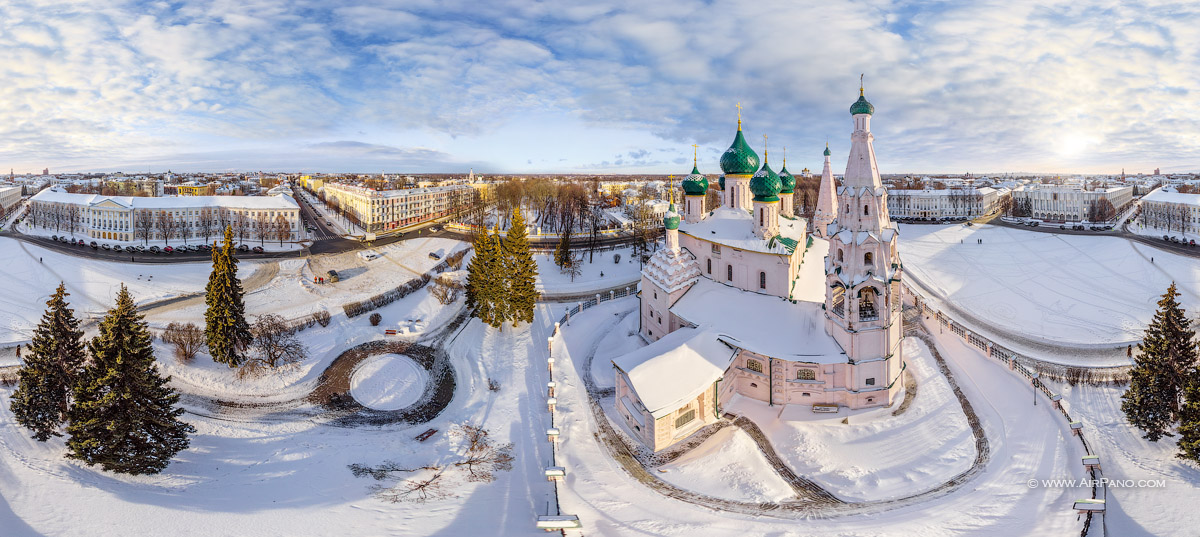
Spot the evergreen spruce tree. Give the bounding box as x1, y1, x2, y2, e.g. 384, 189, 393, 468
484, 225, 508, 328
1122, 283, 1198, 441
66, 285, 194, 475
466, 225, 498, 325
204, 225, 252, 367
501, 206, 538, 326
1177, 370, 1200, 462
9, 283, 87, 441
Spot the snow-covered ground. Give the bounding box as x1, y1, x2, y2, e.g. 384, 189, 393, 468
656, 426, 796, 503
0, 237, 263, 352
899, 223, 1200, 347
350, 354, 428, 410
726, 337, 974, 503
535, 246, 642, 295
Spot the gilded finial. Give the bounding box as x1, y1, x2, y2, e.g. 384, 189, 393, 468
859, 74, 864, 96
692, 144, 699, 167
762, 134, 768, 163
783, 146, 787, 167
736, 102, 743, 130
668, 175, 675, 204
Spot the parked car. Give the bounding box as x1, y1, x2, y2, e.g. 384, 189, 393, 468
252, 246, 264, 253
149, 246, 160, 254
136, 245, 146, 252
51, 235, 58, 241
90, 241, 98, 249
237, 244, 249, 252
76, 239, 85, 246
164, 246, 174, 254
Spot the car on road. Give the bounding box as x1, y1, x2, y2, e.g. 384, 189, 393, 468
101, 243, 112, 250
90, 241, 98, 249
252, 246, 264, 253
135, 245, 146, 252
149, 246, 160, 254
237, 244, 250, 252
164, 246, 174, 254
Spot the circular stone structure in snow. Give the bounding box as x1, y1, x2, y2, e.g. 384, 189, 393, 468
350, 354, 429, 411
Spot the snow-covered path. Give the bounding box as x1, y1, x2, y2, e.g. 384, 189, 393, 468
547, 298, 1086, 535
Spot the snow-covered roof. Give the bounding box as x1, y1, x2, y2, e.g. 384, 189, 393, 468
612, 327, 737, 419
669, 278, 847, 364
30, 189, 298, 210
1142, 187, 1200, 207
678, 206, 805, 255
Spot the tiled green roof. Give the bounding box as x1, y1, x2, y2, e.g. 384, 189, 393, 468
850, 94, 874, 116
777, 236, 798, 254
750, 160, 781, 202
777, 165, 795, 194
720, 128, 760, 175
682, 164, 708, 195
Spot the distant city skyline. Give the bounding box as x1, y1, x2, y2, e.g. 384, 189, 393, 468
2, 1, 1198, 175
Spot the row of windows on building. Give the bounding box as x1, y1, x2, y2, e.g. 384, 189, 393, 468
744, 358, 876, 385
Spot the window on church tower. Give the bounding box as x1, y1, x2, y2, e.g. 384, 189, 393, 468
759, 210, 763, 226
859, 287, 879, 321
831, 285, 845, 317
837, 249, 843, 262
707, 258, 712, 274
759, 272, 766, 289
797, 368, 816, 381
727, 265, 733, 281
864, 204, 870, 215
866, 377, 876, 386
864, 252, 873, 267
746, 359, 763, 373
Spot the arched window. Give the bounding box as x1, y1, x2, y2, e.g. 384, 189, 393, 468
864, 204, 870, 215
845, 203, 850, 213
746, 359, 763, 373
706, 258, 712, 274
759, 210, 763, 227
837, 249, 843, 262
831, 285, 845, 317
727, 265, 733, 281
864, 252, 873, 267
797, 368, 816, 381
759, 271, 766, 289
859, 287, 879, 321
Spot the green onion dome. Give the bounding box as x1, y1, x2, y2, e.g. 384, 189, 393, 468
663, 203, 680, 230
718, 174, 726, 190
750, 158, 781, 202
681, 165, 708, 195
823, 145, 832, 157
777, 165, 795, 194
720, 127, 760, 175
850, 93, 874, 116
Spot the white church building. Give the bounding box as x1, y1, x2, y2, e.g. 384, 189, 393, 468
612, 87, 907, 452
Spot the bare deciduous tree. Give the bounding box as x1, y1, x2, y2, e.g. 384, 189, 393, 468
239, 314, 309, 378
135, 210, 155, 245
451, 424, 514, 482
198, 209, 216, 244
156, 211, 176, 245
162, 322, 204, 363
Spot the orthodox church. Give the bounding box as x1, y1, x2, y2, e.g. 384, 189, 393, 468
612, 87, 906, 452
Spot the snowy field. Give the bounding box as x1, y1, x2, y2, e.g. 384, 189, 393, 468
726, 338, 975, 502
0, 237, 264, 353
899, 223, 1200, 348
534, 246, 642, 295
350, 354, 429, 410
656, 426, 796, 503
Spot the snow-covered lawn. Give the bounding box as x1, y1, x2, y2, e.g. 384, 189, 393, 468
727, 337, 974, 502
0, 237, 263, 351
656, 426, 796, 503
535, 246, 642, 295
899, 223, 1200, 347
350, 354, 428, 410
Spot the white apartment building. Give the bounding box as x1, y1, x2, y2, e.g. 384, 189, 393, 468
1012, 185, 1134, 222
28, 188, 301, 243
1139, 186, 1200, 238
322, 183, 472, 233
0, 185, 22, 217
887, 187, 1009, 220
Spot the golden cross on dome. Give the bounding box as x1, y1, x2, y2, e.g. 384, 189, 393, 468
783, 146, 787, 167
762, 134, 768, 160
736, 102, 743, 130
692, 144, 699, 166
860, 74, 865, 96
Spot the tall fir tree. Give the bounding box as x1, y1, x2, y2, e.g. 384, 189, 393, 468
9, 283, 87, 441
204, 225, 252, 367
1177, 370, 1200, 462
554, 230, 572, 269
66, 285, 194, 475
483, 225, 508, 328
465, 227, 493, 314
502, 206, 538, 326
1122, 283, 1198, 441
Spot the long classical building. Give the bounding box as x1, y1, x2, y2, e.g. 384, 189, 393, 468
613, 87, 906, 452
1138, 186, 1200, 238
322, 182, 472, 233
0, 185, 21, 217
27, 187, 302, 243
1012, 184, 1133, 223
886, 187, 1009, 221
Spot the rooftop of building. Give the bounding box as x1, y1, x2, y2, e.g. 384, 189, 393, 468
678, 206, 806, 255
1142, 186, 1200, 206
30, 188, 299, 210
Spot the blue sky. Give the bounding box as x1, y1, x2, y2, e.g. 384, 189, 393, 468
2, 0, 1198, 175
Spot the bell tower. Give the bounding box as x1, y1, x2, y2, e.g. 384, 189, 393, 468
824, 77, 904, 408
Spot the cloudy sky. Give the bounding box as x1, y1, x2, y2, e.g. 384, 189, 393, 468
2, 0, 1198, 175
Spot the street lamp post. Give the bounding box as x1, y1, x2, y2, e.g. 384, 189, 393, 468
1032, 370, 1040, 407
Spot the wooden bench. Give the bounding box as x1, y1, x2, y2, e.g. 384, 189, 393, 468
415, 428, 437, 442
